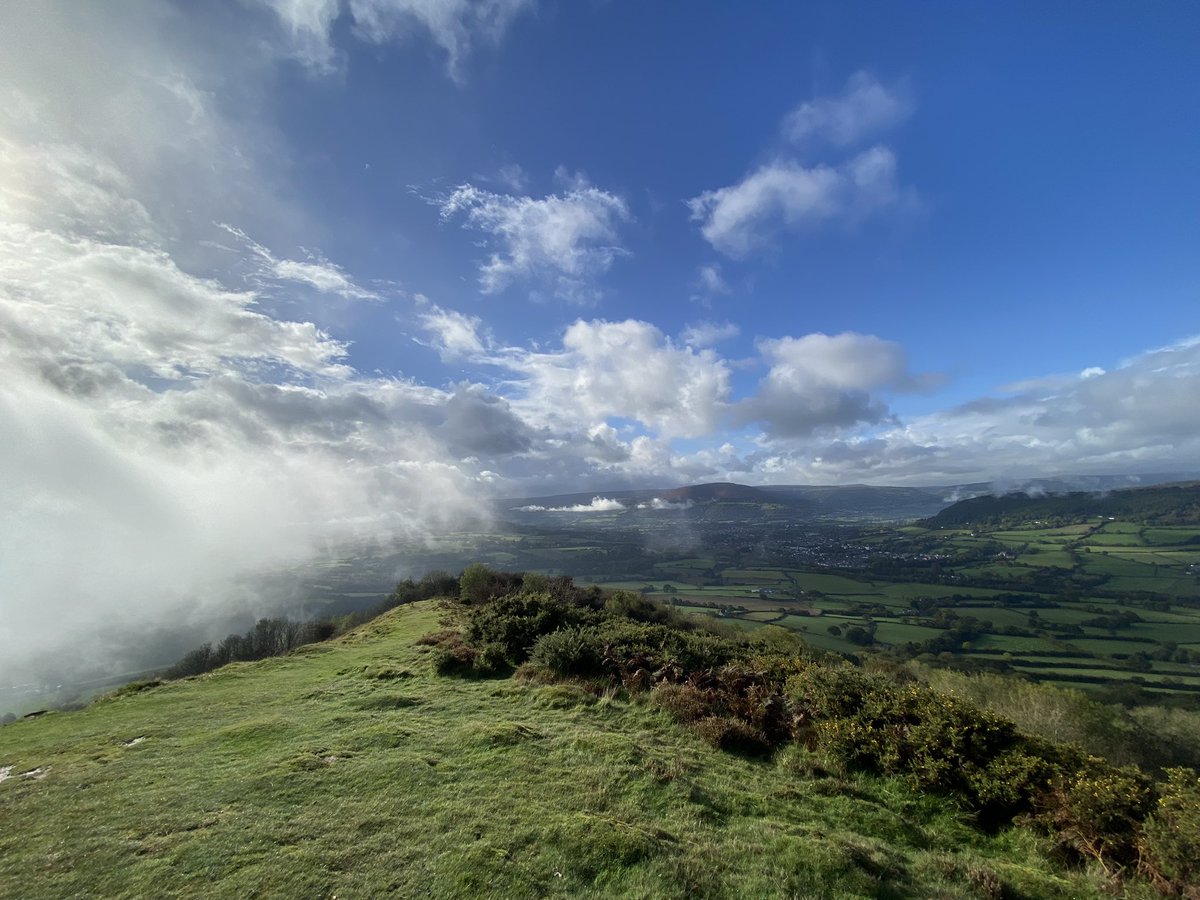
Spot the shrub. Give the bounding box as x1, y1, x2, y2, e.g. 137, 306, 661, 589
790, 667, 1064, 823
593, 620, 738, 686
432, 643, 477, 676
529, 627, 605, 677
465, 592, 598, 664
650, 683, 713, 722
603, 590, 675, 625
1039, 759, 1154, 874
1139, 767, 1200, 894
458, 563, 523, 605
471, 642, 512, 676
693, 715, 772, 756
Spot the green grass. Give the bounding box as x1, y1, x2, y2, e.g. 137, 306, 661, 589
0, 601, 1109, 899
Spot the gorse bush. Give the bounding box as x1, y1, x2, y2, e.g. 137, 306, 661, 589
790, 667, 1066, 824
1138, 767, 1200, 895
528, 627, 605, 676
1039, 760, 1153, 875
465, 591, 600, 666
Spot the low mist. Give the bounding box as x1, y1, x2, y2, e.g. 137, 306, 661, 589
0, 368, 485, 707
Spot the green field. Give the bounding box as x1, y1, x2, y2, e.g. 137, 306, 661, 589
598, 517, 1200, 696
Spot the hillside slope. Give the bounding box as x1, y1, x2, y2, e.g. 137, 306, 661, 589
0, 602, 1103, 899
924, 482, 1200, 528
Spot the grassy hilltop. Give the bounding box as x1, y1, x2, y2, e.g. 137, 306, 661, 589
2, 579, 1197, 899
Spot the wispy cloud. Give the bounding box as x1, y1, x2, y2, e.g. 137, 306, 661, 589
265, 0, 536, 81
691, 262, 731, 300
439, 175, 631, 302
782, 71, 912, 149
689, 148, 907, 258
681, 320, 739, 348
689, 72, 915, 258
221, 224, 380, 300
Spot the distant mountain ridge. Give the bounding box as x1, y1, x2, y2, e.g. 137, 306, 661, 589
500, 473, 1200, 524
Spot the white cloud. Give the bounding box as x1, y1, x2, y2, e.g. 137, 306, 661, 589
264, 0, 343, 73
689, 72, 915, 258
265, 0, 536, 81
519, 496, 625, 512
418, 301, 489, 360
0, 3, 301, 258
688, 147, 904, 258
440, 179, 631, 301
500, 319, 731, 437
0, 225, 352, 382
782, 71, 912, 149
737, 336, 1200, 485
0, 6, 503, 687
740, 332, 934, 439
636, 498, 693, 510
692, 262, 731, 300
681, 320, 739, 348
0, 220, 495, 689
220, 223, 380, 300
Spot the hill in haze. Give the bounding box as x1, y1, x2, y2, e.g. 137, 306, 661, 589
502, 474, 1200, 525
499, 481, 948, 523
924, 481, 1200, 529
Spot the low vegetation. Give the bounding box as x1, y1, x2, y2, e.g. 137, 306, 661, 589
4, 563, 1198, 897
427, 566, 1200, 895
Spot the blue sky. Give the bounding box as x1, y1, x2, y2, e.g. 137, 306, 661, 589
3, 1, 1200, 667
263, 0, 1198, 413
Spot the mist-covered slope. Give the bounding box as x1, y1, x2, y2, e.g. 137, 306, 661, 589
0, 601, 1109, 899
924, 481, 1200, 528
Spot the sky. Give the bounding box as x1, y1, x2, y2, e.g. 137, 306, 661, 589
1, 1, 1199, 678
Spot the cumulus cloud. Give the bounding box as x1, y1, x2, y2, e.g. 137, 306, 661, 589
519, 496, 626, 512
688, 148, 905, 258
439, 178, 631, 302
782, 71, 912, 149
265, 0, 535, 80
500, 319, 731, 437
740, 332, 938, 439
